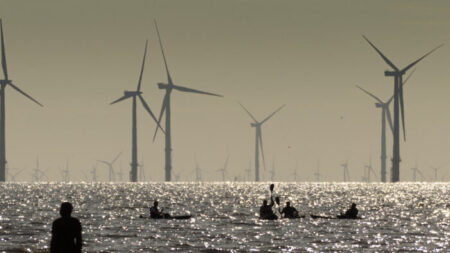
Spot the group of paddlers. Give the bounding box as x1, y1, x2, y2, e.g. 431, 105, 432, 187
259, 184, 359, 220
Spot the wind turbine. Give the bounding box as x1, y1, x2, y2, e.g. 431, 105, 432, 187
217, 155, 229, 181
314, 160, 323, 182
431, 167, 440, 182
0, 19, 43, 181
32, 156, 47, 182
356, 72, 415, 182
61, 160, 70, 182
410, 162, 425, 181
194, 160, 202, 182
364, 156, 378, 182
363, 36, 442, 182
110, 41, 163, 182
341, 161, 350, 182
239, 103, 285, 181
152, 21, 223, 181
244, 161, 252, 181
97, 152, 121, 182
9, 168, 24, 182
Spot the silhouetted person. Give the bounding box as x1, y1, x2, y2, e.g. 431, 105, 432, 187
339, 203, 358, 219
259, 196, 277, 219
150, 200, 170, 219
281, 201, 299, 218
50, 202, 82, 253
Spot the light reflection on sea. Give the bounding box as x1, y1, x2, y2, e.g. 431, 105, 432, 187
0, 182, 448, 252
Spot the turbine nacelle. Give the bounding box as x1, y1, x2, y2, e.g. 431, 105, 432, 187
0, 79, 10, 85
158, 82, 170, 89
250, 123, 259, 127
384, 70, 397, 76
124, 91, 142, 96
375, 103, 382, 108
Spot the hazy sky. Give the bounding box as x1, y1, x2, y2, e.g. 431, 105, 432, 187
0, 0, 450, 182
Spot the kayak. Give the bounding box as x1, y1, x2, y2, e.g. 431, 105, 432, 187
310, 214, 361, 220
283, 215, 306, 219
139, 215, 192, 220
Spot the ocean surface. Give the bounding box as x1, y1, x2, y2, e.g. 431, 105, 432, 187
0, 182, 448, 252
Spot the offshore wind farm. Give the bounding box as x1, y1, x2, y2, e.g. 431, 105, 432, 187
0, 1, 449, 252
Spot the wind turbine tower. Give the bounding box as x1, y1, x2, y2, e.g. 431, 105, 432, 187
314, 160, 322, 182
363, 36, 442, 182
91, 164, 97, 182
0, 19, 43, 181
194, 161, 202, 182
269, 159, 275, 181
239, 102, 285, 181
110, 41, 162, 182
152, 20, 223, 181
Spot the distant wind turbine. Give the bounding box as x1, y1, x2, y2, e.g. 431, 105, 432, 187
111, 41, 163, 182
7, 167, 24, 182
194, 160, 202, 182
269, 159, 276, 181
356, 70, 414, 182
363, 36, 442, 182
314, 160, 323, 182
363, 156, 378, 182
97, 152, 121, 182
0, 19, 43, 181
239, 102, 285, 181
152, 20, 223, 181
32, 156, 48, 182
139, 159, 146, 181
410, 163, 425, 181
217, 155, 229, 181
61, 160, 70, 182
431, 167, 440, 182
91, 163, 97, 182
244, 161, 251, 181
341, 161, 350, 182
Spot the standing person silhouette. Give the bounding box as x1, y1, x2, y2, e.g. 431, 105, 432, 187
50, 202, 82, 253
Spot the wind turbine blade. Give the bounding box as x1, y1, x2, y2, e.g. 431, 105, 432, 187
110, 94, 132, 105
138, 94, 165, 134
154, 19, 173, 84
388, 68, 416, 105
238, 102, 258, 123
355, 85, 383, 103
362, 35, 398, 71
223, 155, 230, 171
401, 44, 443, 73
258, 130, 266, 170
152, 91, 169, 141
385, 107, 394, 134
172, 84, 222, 97
9, 82, 43, 106
111, 152, 122, 164
261, 104, 285, 124
97, 160, 110, 165
399, 85, 406, 141
0, 19, 8, 80
136, 40, 148, 92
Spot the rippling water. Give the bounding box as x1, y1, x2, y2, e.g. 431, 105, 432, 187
0, 182, 448, 252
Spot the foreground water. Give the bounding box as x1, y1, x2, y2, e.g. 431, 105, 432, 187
0, 183, 448, 252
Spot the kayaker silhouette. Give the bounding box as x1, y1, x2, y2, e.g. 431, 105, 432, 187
281, 201, 299, 218
50, 202, 82, 253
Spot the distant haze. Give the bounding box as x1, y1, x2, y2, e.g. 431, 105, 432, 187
0, 0, 449, 181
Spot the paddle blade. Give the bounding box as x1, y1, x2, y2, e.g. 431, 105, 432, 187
362, 35, 398, 71
172, 84, 222, 97
270, 184, 274, 192
261, 104, 285, 124
9, 82, 43, 106
275, 196, 280, 205
0, 19, 8, 80
355, 85, 383, 103
136, 40, 148, 92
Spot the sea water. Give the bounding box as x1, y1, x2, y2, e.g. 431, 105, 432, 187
0, 182, 448, 252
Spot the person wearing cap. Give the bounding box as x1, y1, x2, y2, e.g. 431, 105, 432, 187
50, 202, 82, 253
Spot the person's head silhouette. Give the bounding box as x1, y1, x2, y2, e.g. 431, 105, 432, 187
153, 200, 159, 207
286, 201, 291, 207
60, 202, 73, 218
262, 200, 267, 206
